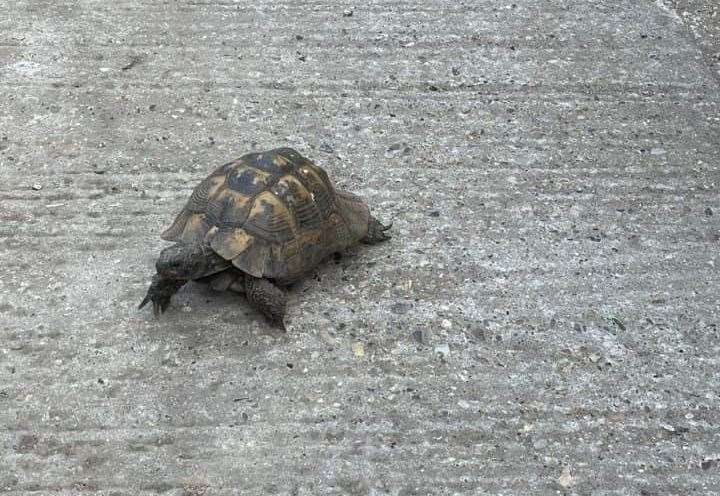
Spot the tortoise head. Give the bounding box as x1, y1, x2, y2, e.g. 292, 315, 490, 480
156, 243, 230, 280
156, 243, 193, 280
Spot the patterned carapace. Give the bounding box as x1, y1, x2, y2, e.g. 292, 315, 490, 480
160, 147, 371, 282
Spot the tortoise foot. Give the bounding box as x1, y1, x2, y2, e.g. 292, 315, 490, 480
139, 275, 186, 316
245, 276, 287, 330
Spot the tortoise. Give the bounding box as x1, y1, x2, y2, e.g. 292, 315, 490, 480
139, 147, 391, 328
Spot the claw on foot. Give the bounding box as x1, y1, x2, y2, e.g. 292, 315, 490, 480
364, 216, 392, 244
139, 275, 185, 317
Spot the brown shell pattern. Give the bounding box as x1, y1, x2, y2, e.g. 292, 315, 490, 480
161, 147, 370, 281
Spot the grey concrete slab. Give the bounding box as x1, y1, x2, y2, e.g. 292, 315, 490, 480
660, 0, 720, 79
1, 0, 719, 494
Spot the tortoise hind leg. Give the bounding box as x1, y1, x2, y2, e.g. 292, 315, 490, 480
362, 216, 392, 245
245, 276, 287, 330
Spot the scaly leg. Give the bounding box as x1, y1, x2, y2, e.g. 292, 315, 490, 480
139, 242, 231, 316
362, 216, 392, 244
139, 275, 186, 316
244, 276, 287, 329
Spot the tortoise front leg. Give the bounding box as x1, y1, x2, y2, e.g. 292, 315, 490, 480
139, 242, 232, 316
139, 275, 186, 316
244, 276, 287, 330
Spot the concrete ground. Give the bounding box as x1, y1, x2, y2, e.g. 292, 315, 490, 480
663, 0, 720, 77
1, 0, 719, 494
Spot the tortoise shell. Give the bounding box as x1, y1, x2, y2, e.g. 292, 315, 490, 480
161, 148, 370, 282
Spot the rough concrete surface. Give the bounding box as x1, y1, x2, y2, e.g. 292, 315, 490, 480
1, 0, 719, 494
661, 0, 720, 79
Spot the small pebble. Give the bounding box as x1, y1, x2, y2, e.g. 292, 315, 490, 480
351, 342, 365, 358
31, 183, 42, 190
557, 466, 575, 488
533, 438, 548, 449
434, 343, 450, 356
441, 319, 452, 330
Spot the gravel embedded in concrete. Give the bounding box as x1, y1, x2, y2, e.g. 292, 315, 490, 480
1, 0, 720, 494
